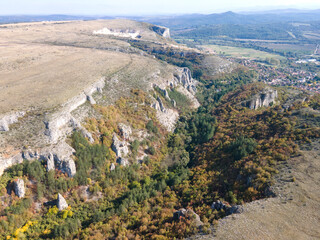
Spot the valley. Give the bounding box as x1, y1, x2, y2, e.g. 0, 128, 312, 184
0, 11, 320, 240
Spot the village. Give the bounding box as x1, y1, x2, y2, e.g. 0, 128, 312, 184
238, 58, 320, 93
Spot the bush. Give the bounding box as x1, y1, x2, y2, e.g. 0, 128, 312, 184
193, 69, 203, 80
53, 218, 81, 238
228, 136, 257, 160
146, 120, 158, 134
148, 146, 156, 155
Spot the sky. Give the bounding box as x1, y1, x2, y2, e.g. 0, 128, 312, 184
1, 0, 320, 16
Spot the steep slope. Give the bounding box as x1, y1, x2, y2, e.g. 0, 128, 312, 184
0, 19, 190, 174
213, 141, 320, 240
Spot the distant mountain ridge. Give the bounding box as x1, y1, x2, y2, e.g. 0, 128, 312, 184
0, 15, 113, 24
1, 9, 320, 28
135, 9, 320, 29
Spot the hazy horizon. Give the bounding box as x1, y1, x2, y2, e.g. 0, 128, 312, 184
1, 0, 320, 16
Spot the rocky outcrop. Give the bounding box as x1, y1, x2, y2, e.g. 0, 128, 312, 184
87, 95, 96, 105
80, 128, 94, 144
212, 200, 243, 215
110, 163, 116, 171
46, 153, 55, 172
151, 96, 179, 132
173, 208, 203, 226
111, 133, 130, 166
22, 149, 40, 161
245, 88, 278, 110
226, 205, 243, 215
0, 78, 103, 176
57, 193, 68, 211
22, 142, 77, 177
49, 142, 76, 177
57, 158, 76, 177
173, 208, 187, 220
156, 86, 171, 100
0, 153, 24, 176
0, 111, 25, 132
116, 157, 129, 167
157, 97, 166, 113
174, 68, 197, 94
148, 67, 199, 132
44, 77, 105, 144
112, 134, 129, 158
211, 200, 227, 211
171, 99, 176, 107
151, 25, 170, 38
118, 123, 132, 140
151, 97, 166, 113
93, 28, 141, 39
14, 178, 25, 198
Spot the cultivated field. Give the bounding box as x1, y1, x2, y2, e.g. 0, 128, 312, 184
259, 43, 317, 56
203, 44, 285, 61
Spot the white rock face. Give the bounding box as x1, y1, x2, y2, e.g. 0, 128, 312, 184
171, 99, 177, 107
116, 157, 129, 167
0, 111, 25, 132
60, 158, 76, 177
151, 25, 171, 38
42, 142, 76, 177
174, 67, 197, 94
0, 154, 24, 176
151, 97, 167, 113
22, 149, 40, 161
46, 153, 55, 172
156, 108, 179, 132
110, 163, 116, 171
44, 77, 105, 144
151, 67, 199, 132
112, 134, 129, 158
93, 28, 140, 39
173, 208, 203, 226
14, 178, 25, 198
0, 77, 105, 176
118, 123, 132, 140
112, 133, 130, 167
151, 96, 179, 132
87, 95, 96, 105
162, 28, 170, 38
57, 193, 68, 211
246, 88, 278, 110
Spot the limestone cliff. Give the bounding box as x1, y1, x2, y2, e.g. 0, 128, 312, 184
173, 67, 197, 94
151, 25, 171, 38
151, 67, 199, 131
44, 78, 105, 144
245, 88, 278, 110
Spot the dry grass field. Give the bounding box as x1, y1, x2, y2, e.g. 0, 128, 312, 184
0, 19, 179, 154
0, 19, 171, 115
